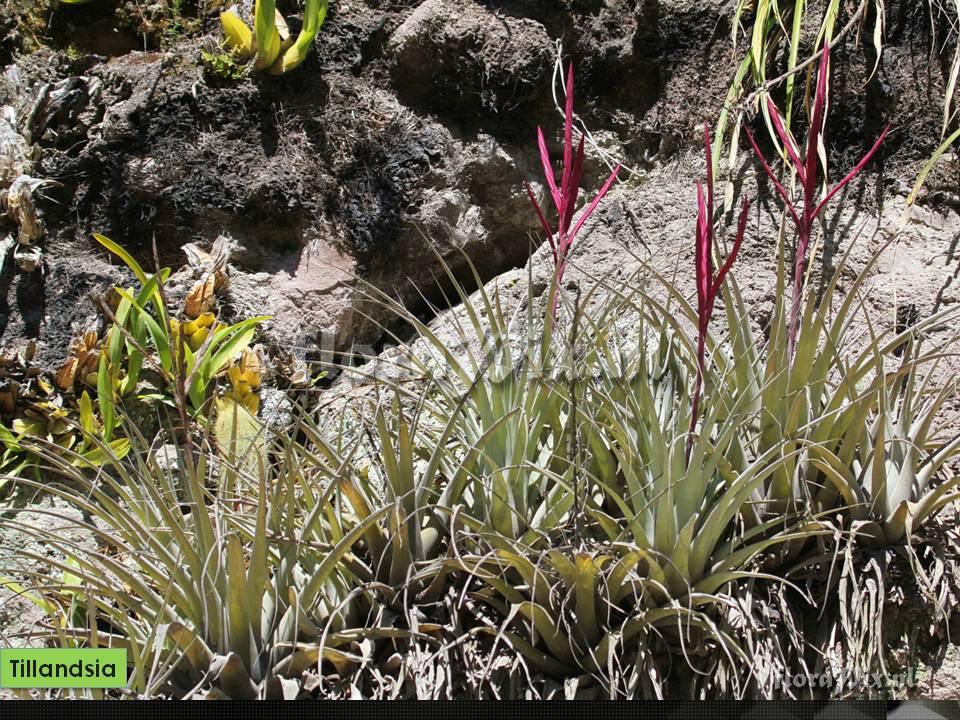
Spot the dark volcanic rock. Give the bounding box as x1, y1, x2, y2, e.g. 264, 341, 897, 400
387, 0, 554, 132
22, 39, 545, 358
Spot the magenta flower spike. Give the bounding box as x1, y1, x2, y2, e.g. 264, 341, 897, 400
526, 63, 622, 319
688, 123, 750, 460
745, 42, 889, 356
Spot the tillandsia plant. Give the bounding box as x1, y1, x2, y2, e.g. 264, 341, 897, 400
527, 62, 621, 320
0, 416, 392, 699
744, 41, 889, 356
338, 252, 579, 547
696, 220, 960, 538
688, 124, 750, 459
715, 1, 885, 204
220, 0, 329, 75
456, 544, 758, 695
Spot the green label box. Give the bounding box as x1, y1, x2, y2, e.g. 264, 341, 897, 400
0, 649, 126, 688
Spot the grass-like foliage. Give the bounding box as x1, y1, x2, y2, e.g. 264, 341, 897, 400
93, 234, 268, 422
1, 422, 391, 699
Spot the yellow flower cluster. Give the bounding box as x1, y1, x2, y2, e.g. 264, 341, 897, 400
170, 312, 217, 352
226, 348, 262, 414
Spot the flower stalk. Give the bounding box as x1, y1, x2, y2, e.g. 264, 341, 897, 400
527, 63, 621, 319
745, 42, 889, 356
688, 124, 750, 461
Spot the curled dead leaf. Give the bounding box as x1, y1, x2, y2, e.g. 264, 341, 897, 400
184, 274, 217, 318
213, 269, 228, 291
239, 346, 263, 378
55, 356, 78, 390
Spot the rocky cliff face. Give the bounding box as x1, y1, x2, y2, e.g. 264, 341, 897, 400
0, 0, 955, 371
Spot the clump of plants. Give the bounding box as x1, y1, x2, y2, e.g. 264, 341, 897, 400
0, 232, 269, 497
0, 341, 127, 485
87, 233, 268, 427
220, 0, 329, 75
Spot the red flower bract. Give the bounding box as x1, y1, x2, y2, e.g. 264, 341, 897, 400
688, 124, 750, 460
526, 63, 622, 319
